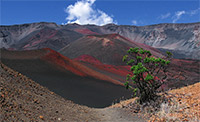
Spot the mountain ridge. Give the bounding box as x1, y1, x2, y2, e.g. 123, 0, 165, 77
1, 22, 199, 59
1, 21, 199, 27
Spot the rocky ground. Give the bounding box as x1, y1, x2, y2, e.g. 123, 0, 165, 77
0, 62, 144, 122
157, 82, 200, 121
111, 83, 200, 122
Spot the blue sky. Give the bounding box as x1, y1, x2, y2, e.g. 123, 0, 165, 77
1, 0, 200, 26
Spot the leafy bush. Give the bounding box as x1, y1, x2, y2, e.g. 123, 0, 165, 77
123, 47, 172, 103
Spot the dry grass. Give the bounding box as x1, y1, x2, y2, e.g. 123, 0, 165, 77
110, 82, 200, 122
152, 82, 200, 122
110, 97, 137, 108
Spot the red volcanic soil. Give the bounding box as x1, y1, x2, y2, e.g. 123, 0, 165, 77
74, 28, 99, 35
94, 65, 131, 77
41, 48, 123, 85
170, 58, 200, 75
163, 58, 200, 89
42, 48, 86, 77
171, 58, 197, 66
74, 54, 131, 77
74, 54, 102, 65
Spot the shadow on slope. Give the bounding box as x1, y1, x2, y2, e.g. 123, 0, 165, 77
1, 48, 132, 108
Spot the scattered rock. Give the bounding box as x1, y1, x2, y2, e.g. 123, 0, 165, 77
39, 115, 44, 120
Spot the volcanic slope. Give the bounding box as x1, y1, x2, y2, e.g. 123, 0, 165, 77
59, 34, 200, 89
0, 62, 99, 121
73, 54, 131, 82
0, 62, 145, 122
59, 34, 164, 65
73, 54, 200, 91
0, 48, 132, 108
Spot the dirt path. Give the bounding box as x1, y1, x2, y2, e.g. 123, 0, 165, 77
96, 108, 145, 122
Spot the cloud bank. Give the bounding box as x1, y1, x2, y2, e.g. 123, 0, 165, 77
65, 0, 115, 26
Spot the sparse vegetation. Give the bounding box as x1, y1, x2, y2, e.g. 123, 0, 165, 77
123, 47, 172, 103
155, 83, 200, 122
111, 82, 200, 122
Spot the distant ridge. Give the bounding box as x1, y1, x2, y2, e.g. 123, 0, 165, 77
1, 22, 199, 59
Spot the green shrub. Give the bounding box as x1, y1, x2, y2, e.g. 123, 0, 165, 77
123, 47, 172, 103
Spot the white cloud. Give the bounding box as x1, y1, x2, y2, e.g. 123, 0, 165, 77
160, 13, 171, 19
64, 0, 115, 26
171, 8, 200, 23
132, 20, 137, 25
188, 8, 200, 16
172, 11, 186, 23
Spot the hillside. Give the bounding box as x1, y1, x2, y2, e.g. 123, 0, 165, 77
0, 62, 99, 121
0, 48, 133, 108
1, 48, 199, 99
59, 34, 164, 65
1, 22, 199, 59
